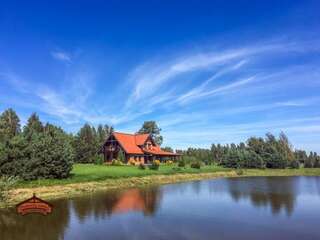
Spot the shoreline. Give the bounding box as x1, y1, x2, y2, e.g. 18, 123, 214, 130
2, 168, 320, 209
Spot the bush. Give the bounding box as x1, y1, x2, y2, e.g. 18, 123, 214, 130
236, 168, 244, 176
172, 167, 182, 171
314, 158, 320, 168
264, 150, 287, 169
22, 130, 74, 180
177, 160, 186, 167
165, 160, 174, 165
289, 159, 300, 169
94, 155, 104, 165
128, 159, 136, 166
149, 160, 160, 170
243, 150, 265, 169
190, 161, 201, 169
0, 129, 74, 180
182, 155, 198, 164
111, 159, 123, 166
304, 158, 313, 168
221, 149, 240, 168
0, 175, 18, 202
138, 163, 146, 170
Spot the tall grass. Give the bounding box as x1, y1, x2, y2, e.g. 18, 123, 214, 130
0, 175, 18, 202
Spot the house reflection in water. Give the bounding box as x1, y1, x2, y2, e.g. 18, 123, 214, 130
71, 186, 162, 221
112, 188, 161, 215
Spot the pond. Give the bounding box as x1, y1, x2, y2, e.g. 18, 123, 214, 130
1, 176, 320, 240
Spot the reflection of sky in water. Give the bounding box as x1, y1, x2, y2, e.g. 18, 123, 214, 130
1, 177, 320, 240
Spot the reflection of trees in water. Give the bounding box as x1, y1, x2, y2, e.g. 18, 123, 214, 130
227, 177, 296, 216
72, 186, 162, 221
0, 200, 70, 240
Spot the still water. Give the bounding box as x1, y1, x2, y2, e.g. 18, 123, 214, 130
1, 177, 320, 240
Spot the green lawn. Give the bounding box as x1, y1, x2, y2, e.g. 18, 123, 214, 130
16, 164, 229, 188
14, 164, 320, 189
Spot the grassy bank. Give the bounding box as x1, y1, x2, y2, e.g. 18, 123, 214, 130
2, 165, 320, 208
15, 164, 230, 188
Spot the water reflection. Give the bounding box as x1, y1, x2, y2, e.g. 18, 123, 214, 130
72, 187, 162, 221
0, 200, 70, 240
1, 177, 320, 240
227, 177, 296, 215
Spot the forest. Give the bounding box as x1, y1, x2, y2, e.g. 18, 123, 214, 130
0, 108, 319, 181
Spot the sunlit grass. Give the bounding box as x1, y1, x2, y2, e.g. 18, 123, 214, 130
16, 164, 228, 188
14, 164, 320, 189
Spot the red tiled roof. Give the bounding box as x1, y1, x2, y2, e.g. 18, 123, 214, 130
143, 145, 180, 156
113, 132, 144, 154
111, 132, 179, 156
134, 133, 149, 145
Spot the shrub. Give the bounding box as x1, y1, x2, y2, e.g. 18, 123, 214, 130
190, 161, 201, 169
172, 167, 182, 171
289, 159, 300, 169
0, 175, 18, 202
128, 159, 136, 166
236, 168, 244, 176
138, 163, 146, 170
24, 130, 74, 180
165, 160, 174, 165
314, 158, 320, 168
182, 155, 198, 164
94, 155, 104, 165
221, 149, 240, 168
111, 159, 123, 166
243, 150, 265, 169
304, 158, 313, 168
263, 147, 287, 169
149, 160, 160, 170
177, 160, 186, 167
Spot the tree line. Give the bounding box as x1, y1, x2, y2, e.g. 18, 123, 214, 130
0, 109, 166, 180
1, 108, 319, 180
0, 109, 113, 180
178, 132, 320, 169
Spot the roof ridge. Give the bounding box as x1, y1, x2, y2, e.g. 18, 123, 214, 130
113, 131, 135, 136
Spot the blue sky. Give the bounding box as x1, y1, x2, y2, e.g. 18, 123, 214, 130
0, 0, 320, 151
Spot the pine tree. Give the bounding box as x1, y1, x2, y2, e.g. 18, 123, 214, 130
23, 113, 43, 140
0, 108, 21, 141
304, 152, 314, 168
23, 127, 73, 180
138, 121, 163, 145
74, 124, 98, 163
0, 135, 30, 177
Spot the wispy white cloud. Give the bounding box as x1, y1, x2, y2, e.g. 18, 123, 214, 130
2, 38, 320, 155
51, 50, 72, 63
125, 40, 320, 113
177, 60, 248, 104
178, 75, 256, 104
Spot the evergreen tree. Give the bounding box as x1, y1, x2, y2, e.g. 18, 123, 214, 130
243, 150, 265, 169
23, 113, 43, 140
294, 150, 308, 165
0, 108, 21, 141
0, 135, 30, 177
96, 124, 113, 146
313, 154, 320, 168
23, 127, 73, 180
221, 148, 241, 168
304, 152, 314, 168
138, 121, 163, 145
161, 146, 173, 153
74, 124, 98, 163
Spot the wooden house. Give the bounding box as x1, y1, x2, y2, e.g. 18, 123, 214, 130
101, 132, 180, 164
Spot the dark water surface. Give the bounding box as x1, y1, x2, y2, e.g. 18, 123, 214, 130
1, 176, 320, 240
